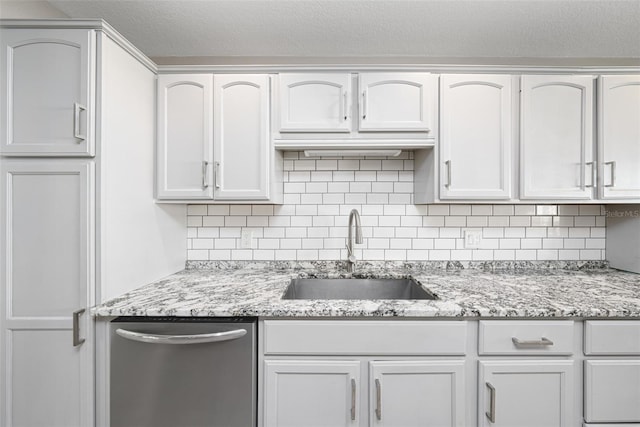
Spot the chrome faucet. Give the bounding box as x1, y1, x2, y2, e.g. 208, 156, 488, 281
346, 209, 363, 272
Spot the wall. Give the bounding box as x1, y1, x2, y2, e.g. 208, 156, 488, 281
0, 1, 68, 19
187, 151, 606, 262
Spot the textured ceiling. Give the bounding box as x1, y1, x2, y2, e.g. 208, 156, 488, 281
44, 0, 640, 60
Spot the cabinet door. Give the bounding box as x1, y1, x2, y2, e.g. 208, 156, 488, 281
369, 360, 466, 427
599, 75, 640, 200
359, 73, 433, 131
279, 73, 351, 132
521, 75, 595, 199
214, 74, 270, 200
0, 159, 94, 427
156, 74, 213, 199
479, 360, 574, 427
585, 360, 640, 422
0, 29, 94, 156
264, 360, 361, 427
440, 75, 513, 199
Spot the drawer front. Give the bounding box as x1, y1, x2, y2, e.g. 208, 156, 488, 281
263, 320, 467, 355
478, 320, 574, 355
585, 321, 640, 355
585, 360, 640, 423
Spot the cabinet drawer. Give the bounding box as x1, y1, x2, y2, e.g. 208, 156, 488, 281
478, 321, 574, 355
263, 320, 467, 355
585, 321, 640, 355
585, 360, 640, 422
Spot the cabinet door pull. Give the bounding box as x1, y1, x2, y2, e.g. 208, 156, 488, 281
362, 90, 367, 120
486, 382, 496, 423
343, 91, 348, 121
445, 160, 452, 188
202, 161, 209, 189
511, 337, 554, 347
72, 308, 85, 347
585, 161, 595, 188
350, 378, 356, 421
214, 161, 221, 189
604, 161, 616, 187
73, 103, 86, 140
375, 378, 382, 421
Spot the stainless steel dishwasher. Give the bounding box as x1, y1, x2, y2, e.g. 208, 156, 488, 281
110, 317, 257, 427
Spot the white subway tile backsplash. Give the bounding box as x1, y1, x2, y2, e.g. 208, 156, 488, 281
187, 152, 606, 262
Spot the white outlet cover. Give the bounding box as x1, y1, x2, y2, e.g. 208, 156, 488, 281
241, 229, 254, 249
463, 229, 482, 249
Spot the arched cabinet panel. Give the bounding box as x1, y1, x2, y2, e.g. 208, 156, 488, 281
0, 29, 94, 156
440, 75, 513, 200
520, 75, 595, 200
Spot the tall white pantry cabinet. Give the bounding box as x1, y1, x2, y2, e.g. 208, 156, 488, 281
0, 21, 186, 426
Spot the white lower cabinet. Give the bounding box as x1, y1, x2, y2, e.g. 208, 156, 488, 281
264, 360, 361, 427
584, 360, 640, 423
479, 360, 574, 427
0, 159, 95, 427
584, 321, 640, 424
370, 361, 466, 427
263, 359, 466, 427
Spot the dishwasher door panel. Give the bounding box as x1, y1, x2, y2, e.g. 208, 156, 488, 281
110, 318, 256, 427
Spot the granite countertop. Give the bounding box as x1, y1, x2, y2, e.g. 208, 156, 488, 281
92, 260, 640, 318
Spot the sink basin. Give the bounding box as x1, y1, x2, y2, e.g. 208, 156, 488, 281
281, 278, 437, 300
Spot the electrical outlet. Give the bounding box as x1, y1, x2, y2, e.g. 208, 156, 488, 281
240, 229, 253, 249
464, 229, 482, 249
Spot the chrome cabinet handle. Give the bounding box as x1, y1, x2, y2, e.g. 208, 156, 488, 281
202, 161, 209, 189
214, 161, 221, 189
343, 91, 348, 121
73, 103, 86, 140
585, 161, 595, 188
445, 160, 452, 188
362, 90, 367, 120
512, 337, 554, 347
116, 328, 246, 345
486, 382, 496, 423
604, 161, 616, 187
72, 308, 85, 347
375, 378, 382, 421
350, 378, 356, 421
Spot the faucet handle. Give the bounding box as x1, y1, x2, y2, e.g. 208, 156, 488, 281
348, 254, 357, 263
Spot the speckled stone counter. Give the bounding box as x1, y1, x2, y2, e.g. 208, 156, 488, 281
92, 261, 640, 318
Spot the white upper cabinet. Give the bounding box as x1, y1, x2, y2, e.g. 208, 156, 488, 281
359, 72, 433, 131
598, 75, 640, 200
0, 29, 94, 156
156, 74, 214, 199
440, 74, 513, 200
520, 75, 595, 200
279, 73, 352, 132
214, 74, 271, 200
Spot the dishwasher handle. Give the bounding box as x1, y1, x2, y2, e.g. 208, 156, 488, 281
115, 328, 247, 345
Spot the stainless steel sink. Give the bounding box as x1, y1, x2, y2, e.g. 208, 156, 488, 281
281, 278, 437, 300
